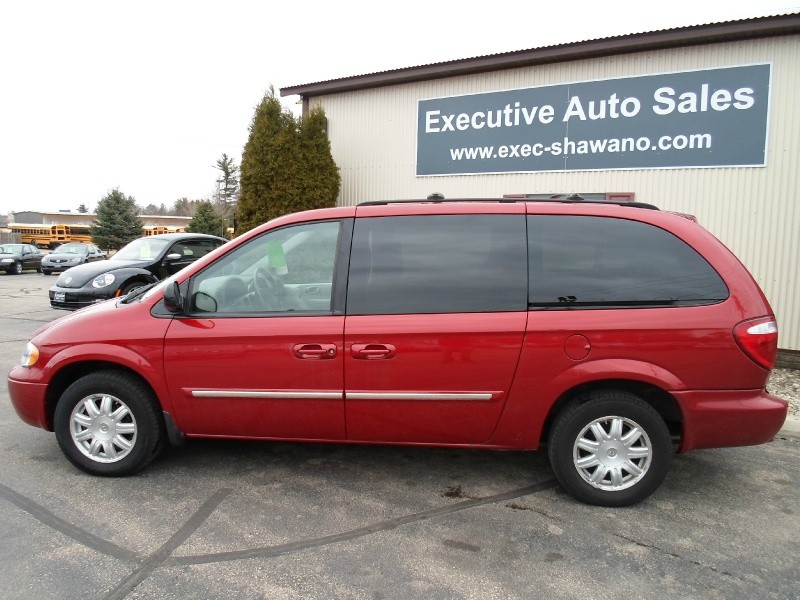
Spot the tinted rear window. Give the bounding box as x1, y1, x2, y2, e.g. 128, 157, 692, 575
347, 215, 527, 314
527, 215, 728, 308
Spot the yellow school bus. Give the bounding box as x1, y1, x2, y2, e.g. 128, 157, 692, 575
143, 226, 187, 236
9, 224, 92, 248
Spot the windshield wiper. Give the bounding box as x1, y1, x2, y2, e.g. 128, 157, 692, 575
119, 283, 157, 304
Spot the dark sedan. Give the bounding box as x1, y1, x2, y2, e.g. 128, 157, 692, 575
0, 243, 44, 275
49, 233, 226, 309
41, 242, 106, 275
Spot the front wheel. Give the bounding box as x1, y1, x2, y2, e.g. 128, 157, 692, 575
548, 391, 673, 507
11, 261, 22, 275
54, 371, 164, 476
119, 281, 145, 296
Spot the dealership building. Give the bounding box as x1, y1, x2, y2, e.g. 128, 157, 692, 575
281, 12, 800, 361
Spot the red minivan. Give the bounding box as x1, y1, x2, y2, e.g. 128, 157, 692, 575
7, 198, 788, 506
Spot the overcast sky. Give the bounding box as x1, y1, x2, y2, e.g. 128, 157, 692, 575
1, 0, 797, 215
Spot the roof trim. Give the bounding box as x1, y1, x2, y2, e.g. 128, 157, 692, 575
280, 13, 800, 98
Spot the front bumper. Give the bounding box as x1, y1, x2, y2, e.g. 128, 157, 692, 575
49, 285, 114, 310
7, 367, 50, 430
676, 389, 788, 452
42, 263, 80, 273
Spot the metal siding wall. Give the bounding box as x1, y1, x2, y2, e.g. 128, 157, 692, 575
311, 36, 800, 350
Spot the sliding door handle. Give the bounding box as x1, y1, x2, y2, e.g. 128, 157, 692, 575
351, 343, 396, 359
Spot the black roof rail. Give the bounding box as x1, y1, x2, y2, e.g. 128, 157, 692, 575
537, 194, 660, 210
358, 194, 659, 210
358, 197, 518, 207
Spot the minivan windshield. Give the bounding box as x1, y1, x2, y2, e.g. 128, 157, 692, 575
113, 238, 170, 261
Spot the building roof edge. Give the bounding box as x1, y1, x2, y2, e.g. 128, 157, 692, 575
280, 13, 800, 98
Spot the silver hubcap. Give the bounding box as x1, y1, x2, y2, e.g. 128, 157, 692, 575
70, 394, 137, 463
573, 415, 652, 491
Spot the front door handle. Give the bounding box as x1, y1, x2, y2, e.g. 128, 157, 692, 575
293, 343, 337, 360
351, 343, 396, 359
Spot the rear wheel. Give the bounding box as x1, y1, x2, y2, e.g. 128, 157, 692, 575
54, 371, 164, 476
548, 391, 673, 506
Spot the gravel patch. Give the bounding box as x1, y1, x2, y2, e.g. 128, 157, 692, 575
768, 368, 800, 421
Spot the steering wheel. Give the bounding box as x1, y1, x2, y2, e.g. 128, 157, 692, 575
253, 267, 286, 310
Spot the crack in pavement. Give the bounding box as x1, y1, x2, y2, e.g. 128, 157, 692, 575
101, 488, 233, 600
0, 478, 558, 598
0, 481, 140, 563
0, 313, 58, 320
505, 493, 748, 584
167, 479, 559, 566
607, 529, 742, 582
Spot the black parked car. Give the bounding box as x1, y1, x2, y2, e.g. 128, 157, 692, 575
49, 233, 226, 309
0, 243, 44, 274
41, 242, 106, 275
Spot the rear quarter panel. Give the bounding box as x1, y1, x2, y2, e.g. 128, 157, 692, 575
488, 204, 776, 448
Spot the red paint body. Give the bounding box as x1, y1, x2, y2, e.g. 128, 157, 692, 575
7, 202, 788, 454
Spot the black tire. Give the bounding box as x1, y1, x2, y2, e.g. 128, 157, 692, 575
11, 261, 22, 275
42, 269, 52, 275
120, 281, 144, 296
548, 391, 673, 507
54, 371, 164, 476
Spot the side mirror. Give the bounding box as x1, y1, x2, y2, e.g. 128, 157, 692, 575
193, 291, 218, 313
163, 281, 184, 313
165, 253, 182, 263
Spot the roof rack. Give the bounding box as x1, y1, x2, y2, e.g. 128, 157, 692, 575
358, 194, 659, 210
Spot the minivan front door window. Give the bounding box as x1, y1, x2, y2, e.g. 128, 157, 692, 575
189, 221, 341, 315
162, 220, 346, 439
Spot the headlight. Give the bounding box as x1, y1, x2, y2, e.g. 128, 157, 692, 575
92, 273, 116, 288
1, 258, 12, 263
20, 342, 39, 367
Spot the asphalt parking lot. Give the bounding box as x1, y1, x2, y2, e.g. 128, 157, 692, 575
1, 273, 799, 600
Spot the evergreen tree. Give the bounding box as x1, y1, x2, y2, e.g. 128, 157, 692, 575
237, 87, 339, 233
299, 106, 340, 210
172, 197, 201, 216
187, 201, 224, 237
77, 203, 89, 213
141, 203, 169, 215
214, 153, 239, 234
90, 188, 143, 250
214, 153, 239, 206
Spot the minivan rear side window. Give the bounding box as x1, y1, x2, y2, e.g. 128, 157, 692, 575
527, 215, 728, 308
347, 215, 527, 314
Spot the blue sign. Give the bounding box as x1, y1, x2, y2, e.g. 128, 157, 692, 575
416, 64, 771, 175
